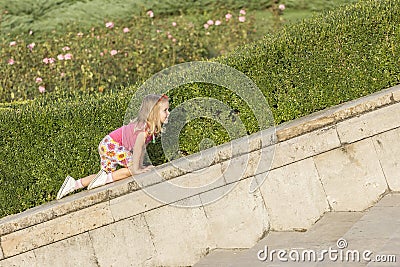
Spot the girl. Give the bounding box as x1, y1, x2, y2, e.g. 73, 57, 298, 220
57, 94, 170, 199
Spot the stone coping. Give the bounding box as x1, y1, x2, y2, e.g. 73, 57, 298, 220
1, 84, 399, 237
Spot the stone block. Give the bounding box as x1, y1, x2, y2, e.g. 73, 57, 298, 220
258, 158, 329, 231
222, 150, 266, 184
372, 127, 400, 191
272, 125, 341, 169
110, 188, 165, 222
374, 193, 400, 207
0, 251, 36, 267
336, 102, 400, 144
33, 232, 97, 267
201, 178, 269, 248
90, 214, 156, 267
392, 85, 400, 102
1, 202, 113, 257
314, 138, 388, 211
140, 164, 225, 207
144, 196, 209, 266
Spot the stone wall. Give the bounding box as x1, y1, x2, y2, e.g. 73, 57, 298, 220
1, 85, 400, 266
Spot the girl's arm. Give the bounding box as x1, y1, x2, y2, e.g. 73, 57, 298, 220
129, 131, 150, 175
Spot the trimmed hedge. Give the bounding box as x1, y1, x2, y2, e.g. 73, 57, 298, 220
219, 0, 400, 124
2, 0, 400, 217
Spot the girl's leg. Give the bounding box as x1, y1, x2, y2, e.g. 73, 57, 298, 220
79, 174, 98, 187
109, 167, 132, 181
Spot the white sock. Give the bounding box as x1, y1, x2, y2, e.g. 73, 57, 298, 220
105, 173, 114, 184
75, 179, 84, 190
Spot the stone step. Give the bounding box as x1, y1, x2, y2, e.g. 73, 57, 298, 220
194, 193, 400, 267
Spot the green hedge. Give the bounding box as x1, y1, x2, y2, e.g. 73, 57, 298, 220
2, 0, 400, 217
219, 0, 400, 124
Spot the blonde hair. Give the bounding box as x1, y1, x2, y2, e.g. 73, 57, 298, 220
132, 94, 168, 135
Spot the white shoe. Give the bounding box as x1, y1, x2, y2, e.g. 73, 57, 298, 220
87, 170, 108, 190
57, 176, 76, 199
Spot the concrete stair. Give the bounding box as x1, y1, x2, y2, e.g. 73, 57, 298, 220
194, 193, 400, 267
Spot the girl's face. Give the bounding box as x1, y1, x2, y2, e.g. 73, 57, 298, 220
159, 101, 170, 124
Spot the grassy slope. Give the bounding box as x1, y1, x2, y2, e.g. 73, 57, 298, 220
0, 0, 357, 37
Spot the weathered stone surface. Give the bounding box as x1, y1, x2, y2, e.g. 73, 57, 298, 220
107, 178, 140, 200
336, 102, 400, 144
0, 204, 55, 237
34, 232, 97, 267
277, 116, 336, 142
110, 188, 165, 222
332, 91, 393, 122
272, 125, 341, 169
393, 87, 400, 102
1, 202, 113, 257
258, 158, 329, 231
170, 163, 225, 189
314, 138, 388, 211
144, 196, 209, 266
138, 165, 225, 207
372, 127, 400, 191
201, 178, 269, 248
90, 214, 156, 267
0, 251, 35, 267
222, 150, 264, 184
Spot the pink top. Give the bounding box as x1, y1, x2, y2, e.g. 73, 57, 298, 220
109, 123, 153, 151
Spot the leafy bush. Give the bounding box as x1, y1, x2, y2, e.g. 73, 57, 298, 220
219, 0, 400, 124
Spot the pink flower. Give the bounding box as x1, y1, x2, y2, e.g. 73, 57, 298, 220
110, 50, 118, 56
8, 58, 15, 65
64, 53, 72, 60
42, 57, 56, 64
172, 22, 177, 27
105, 22, 114, 29
239, 16, 246, 22
215, 20, 221, 26
156, 29, 161, 33
146, 10, 154, 18
9, 41, 16, 46
207, 20, 214, 25
240, 9, 246, 15
39, 86, 45, 93
100, 52, 104, 57
77, 32, 83, 37
62, 46, 70, 51
27, 42, 35, 51
57, 54, 65, 60
204, 23, 209, 29
35, 77, 43, 83
278, 4, 286, 11
172, 38, 177, 43
123, 27, 130, 33
225, 13, 232, 21
167, 34, 173, 39
60, 72, 66, 77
